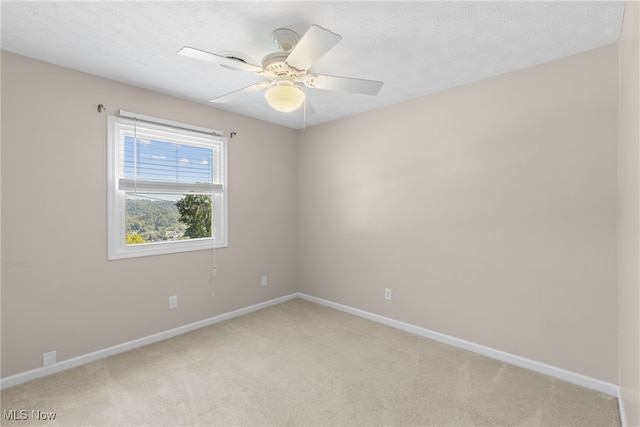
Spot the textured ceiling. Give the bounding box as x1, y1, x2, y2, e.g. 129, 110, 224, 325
1, 1, 625, 129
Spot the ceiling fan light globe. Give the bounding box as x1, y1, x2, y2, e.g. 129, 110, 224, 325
265, 84, 305, 112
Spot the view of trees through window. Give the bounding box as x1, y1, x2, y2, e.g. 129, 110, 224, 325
125, 194, 212, 245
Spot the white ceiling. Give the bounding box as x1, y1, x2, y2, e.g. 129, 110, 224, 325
1, 1, 625, 129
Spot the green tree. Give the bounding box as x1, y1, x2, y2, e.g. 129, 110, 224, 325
175, 195, 212, 239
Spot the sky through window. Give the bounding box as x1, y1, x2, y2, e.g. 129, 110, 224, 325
124, 136, 213, 184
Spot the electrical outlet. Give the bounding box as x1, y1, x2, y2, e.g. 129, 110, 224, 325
384, 288, 392, 301
43, 351, 57, 367
169, 295, 178, 309
261, 275, 267, 287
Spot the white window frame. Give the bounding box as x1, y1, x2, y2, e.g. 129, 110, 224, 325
107, 112, 228, 260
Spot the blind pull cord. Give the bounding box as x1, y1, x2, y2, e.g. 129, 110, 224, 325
210, 227, 217, 303
132, 119, 139, 230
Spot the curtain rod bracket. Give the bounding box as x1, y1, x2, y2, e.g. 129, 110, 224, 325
97, 104, 106, 113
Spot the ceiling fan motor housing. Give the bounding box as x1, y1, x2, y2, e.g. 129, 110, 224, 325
262, 51, 306, 82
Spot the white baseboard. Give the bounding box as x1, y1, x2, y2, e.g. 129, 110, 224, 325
1, 291, 620, 405
297, 293, 620, 398
0, 294, 298, 390
617, 388, 629, 427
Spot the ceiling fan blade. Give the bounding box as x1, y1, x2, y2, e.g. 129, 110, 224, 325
210, 81, 272, 103
178, 46, 263, 73
306, 74, 383, 96
285, 25, 342, 71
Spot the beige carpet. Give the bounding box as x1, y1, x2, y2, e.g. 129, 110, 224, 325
1, 298, 620, 426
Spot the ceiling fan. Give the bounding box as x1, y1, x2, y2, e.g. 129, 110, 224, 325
177, 25, 384, 113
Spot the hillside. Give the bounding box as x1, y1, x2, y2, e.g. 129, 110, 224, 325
125, 198, 187, 243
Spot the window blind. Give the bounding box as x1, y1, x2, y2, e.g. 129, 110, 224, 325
113, 119, 225, 194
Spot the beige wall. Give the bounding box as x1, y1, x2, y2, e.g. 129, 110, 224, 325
1, 52, 298, 377
297, 45, 619, 383
618, 1, 640, 424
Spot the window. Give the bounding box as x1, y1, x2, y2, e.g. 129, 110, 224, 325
108, 112, 227, 260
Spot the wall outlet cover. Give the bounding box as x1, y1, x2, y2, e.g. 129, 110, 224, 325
43, 351, 57, 367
